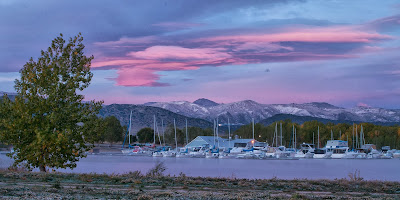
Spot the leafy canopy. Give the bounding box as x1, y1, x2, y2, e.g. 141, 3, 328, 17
0, 33, 103, 172
137, 128, 154, 143
103, 116, 125, 145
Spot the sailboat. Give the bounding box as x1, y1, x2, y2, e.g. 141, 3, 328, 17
163, 119, 177, 157
176, 119, 191, 158
121, 111, 144, 155
294, 126, 315, 158
264, 122, 297, 159
236, 118, 258, 159
152, 116, 167, 157
313, 126, 332, 159
206, 119, 220, 158
219, 118, 234, 159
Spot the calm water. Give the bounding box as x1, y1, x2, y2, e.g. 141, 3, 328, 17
1, 153, 399, 181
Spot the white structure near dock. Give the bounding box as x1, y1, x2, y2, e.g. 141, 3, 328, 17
185, 136, 256, 149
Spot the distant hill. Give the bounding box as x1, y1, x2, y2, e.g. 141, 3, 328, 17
99, 104, 213, 134
193, 98, 219, 107
259, 114, 400, 126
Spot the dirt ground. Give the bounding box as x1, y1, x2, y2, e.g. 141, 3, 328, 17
1, 168, 400, 199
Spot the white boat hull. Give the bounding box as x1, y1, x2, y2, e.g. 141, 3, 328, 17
176, 153, 190, 158
313, 153, 332, 159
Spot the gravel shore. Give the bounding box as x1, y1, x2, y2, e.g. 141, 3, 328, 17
1, 166, 400, 199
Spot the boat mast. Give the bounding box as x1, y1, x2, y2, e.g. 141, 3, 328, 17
272, 125, 275, 147
275, 123, 278, 147
156, 118, 162, 146
355, 125, 358, 149
161, 119, 165, 146
174, 118, 177, 151
252, 118, 255, 141
280, 122, 282, 147
360, 125, 364, 147
185, 118, 188, 145
313, 132, 315, 146
352, 123, 354, 150
129, 110, 132, 146
228, 118, 231, 149
317, 126, 320, 149
295, 128, 297, 149
153, 115, 156, 145
216, 118, 219, 148
363, 127, 366, 146
213, 119, 216, 147
292, 124, 294, 148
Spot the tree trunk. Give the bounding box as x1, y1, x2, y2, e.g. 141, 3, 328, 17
39, 165, 46, 172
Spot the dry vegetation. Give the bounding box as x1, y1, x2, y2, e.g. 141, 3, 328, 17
1, 163, 399, 199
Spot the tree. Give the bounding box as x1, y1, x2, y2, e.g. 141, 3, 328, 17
0, 33, 103, 172
137, 128, 154, 143
103, 116, 125, 146
82, 115, 106, 143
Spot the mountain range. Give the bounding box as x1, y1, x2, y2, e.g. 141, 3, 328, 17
145, 98, 400, 125
2, 91, 399, 131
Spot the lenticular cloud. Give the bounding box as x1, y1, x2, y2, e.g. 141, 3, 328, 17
92, 23, 392, 87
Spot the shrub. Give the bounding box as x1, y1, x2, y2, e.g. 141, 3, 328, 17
348, 169, 364, 182
146, 162, 166, 178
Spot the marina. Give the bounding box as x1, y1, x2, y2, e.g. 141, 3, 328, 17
121, 117, 400, 160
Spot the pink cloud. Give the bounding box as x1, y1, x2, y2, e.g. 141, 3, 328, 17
93, 58, 201, 86
115, 67, 169, 87
195, 27, 392, 43
91, 59, 151, 68
91, 23, 394, 87
128, 46, 231, 60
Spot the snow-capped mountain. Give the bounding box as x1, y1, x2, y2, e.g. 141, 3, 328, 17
193, 98, 219, 107
145, 99, 400, 124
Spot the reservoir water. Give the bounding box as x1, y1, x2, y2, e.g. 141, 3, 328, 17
1, 153, 399, 181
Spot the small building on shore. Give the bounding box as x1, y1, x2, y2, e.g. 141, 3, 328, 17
185, 136, 257, 149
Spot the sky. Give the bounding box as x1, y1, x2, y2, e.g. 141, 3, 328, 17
1, 0, 400, 108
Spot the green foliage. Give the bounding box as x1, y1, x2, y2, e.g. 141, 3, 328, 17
163, 125, 184, 145
137, 127, 154, 143
82, 115, 106, 143
0, 33, 103, 172
130, 134, 137, 143
186, 126, 213, 141
82, 115, 125, 144
103, 116, 125, 145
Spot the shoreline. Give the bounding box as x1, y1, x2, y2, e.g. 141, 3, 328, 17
1, 167, 400, 199
1, 152, 400, 182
